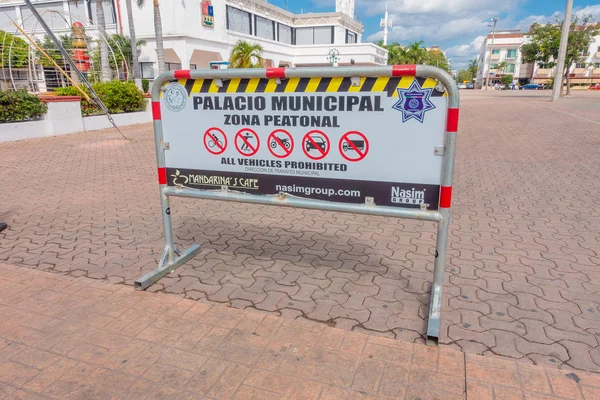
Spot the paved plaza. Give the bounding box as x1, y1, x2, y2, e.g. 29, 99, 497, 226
2, 263, 600, 399
1, 90, 600, 374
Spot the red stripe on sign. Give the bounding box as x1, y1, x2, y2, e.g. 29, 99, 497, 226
439, 186, 453, 208
152, 102, 161, 120
392, 65, 417, 77
447, 108, 460, 132
173, 70, 191, 79
157, 168, 167, 185
266, 67, 286, 79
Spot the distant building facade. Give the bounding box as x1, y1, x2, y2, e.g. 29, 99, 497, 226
476, 29, 600, 88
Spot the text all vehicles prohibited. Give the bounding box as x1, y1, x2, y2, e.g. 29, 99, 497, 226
203, 127, 227, 155
302, 130, 330, 161
235, 128, 260, 157
268, 129, 294, 159
339, 131, 369, 162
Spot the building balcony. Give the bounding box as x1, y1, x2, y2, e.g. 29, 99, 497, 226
594, 52, 600, 60
490, 54, 500, 61
573, 68, 588, 77
535, 68, 552, 77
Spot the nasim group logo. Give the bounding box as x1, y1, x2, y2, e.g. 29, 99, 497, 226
391, 186, 426, 205
392, 80, 436, 123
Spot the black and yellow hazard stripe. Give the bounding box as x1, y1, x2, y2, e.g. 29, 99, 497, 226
175, 77, 446, 97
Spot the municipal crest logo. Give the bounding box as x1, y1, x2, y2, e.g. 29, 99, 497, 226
393, 80, 436, 123
164, 82, 187, 112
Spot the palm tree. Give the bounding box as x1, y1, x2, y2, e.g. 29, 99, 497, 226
110, 34, 146, 78
136, 0, 166, 74
125, 0, 141, 87
496, 61, 508, 73
96, 0, 111, 81
229, 41, 264, 68
404, 41, 428, 64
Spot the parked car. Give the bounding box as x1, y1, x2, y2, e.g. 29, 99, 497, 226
589, 83, 600, 90
466, 83, 475, 89
521, 83, 542, 90
458, 83, 467, 89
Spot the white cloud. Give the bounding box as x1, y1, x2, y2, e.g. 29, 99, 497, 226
443, 36, 485, 69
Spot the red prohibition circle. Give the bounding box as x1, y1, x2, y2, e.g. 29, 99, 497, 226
267, 129, 294, 159
302, 130, 330, 161
234, 128, 260, 157
339, 131, 369, 162
203, 127, 228, 155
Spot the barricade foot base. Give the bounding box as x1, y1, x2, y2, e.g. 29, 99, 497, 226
426, 283, 442, 346
134, 245, 201, 290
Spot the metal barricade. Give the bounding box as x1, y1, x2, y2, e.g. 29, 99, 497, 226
135, 65, 460, 345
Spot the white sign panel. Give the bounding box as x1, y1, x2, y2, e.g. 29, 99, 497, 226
161, 76, 447, 209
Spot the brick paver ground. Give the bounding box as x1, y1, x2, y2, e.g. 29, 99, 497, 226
1, 91, 600, 373
2, 262, 600, 400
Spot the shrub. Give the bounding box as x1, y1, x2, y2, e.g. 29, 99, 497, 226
55, 80, 146, 116
501, 74, 514, 86
0, 90, 48, 123
142, 79, 149, 93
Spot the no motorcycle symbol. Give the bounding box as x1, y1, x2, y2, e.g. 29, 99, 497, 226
268, 129, 294, 159
235, 128, 260, 157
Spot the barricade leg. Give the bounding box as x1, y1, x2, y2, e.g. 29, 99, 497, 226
134, 190, 201, 290
426, 209, 450, 345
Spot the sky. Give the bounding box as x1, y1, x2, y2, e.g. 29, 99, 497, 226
267, 0, 600, 70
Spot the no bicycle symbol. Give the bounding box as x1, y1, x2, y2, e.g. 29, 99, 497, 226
302, 130, 330, 161
235, 128, 260, 157
204, 127, 227, 155
268, 129, 294, 159
339, 131, 369, 162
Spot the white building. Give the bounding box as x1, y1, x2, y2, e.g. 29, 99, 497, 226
475, 30, 533, 88
0, 0, 388, 89
476, 28, 600, 88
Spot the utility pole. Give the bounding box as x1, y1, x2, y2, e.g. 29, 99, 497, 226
380, 1, 392, 46
552, 0, 574, 102
484, 17, 499, 90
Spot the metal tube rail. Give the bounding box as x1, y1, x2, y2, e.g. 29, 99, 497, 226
138, 64, 460, 346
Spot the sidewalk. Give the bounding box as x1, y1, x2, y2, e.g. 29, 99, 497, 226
1, 263, 599, 400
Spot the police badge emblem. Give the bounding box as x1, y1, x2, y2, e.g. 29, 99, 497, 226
164, 82, 188, 112
392, 80, 436, 123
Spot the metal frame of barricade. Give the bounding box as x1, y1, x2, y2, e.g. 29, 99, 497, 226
135, 65, 460, 345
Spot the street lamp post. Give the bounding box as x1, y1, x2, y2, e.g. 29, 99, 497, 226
552, 0, 574, 102
484, 17, 499, 90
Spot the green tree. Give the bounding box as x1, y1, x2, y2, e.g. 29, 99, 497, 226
404, 41, 428, 64
457, 69, 473, 83
423, 49, 450, 72
468, 59, 478, 79
0, 31, 29, 69
109, 34, 146, 76
229, 41, 264, 68
521, 15, 599, 95
501, 74, 513, 86
496, 61, 508, 73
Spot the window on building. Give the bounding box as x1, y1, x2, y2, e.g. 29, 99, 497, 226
0, 7, 18, 31
21, 3, 67, 32
226, 6, 252, 35
90, 0, 117, 25
295, 26, 334, 45
278, 23, 292, 44
190, 64, 197, 70
68, 1, 87, 22
506, 49, 517, 59
166, 62, 182, 71
140, 62, 154, 79
254, 15, 275, 40
491, 49, 500, 55
575, 63, 586, 68
490, 64, 498, 69
346, 30, 357, 44
505, 64, 515, 73
595, 63, 600, 69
